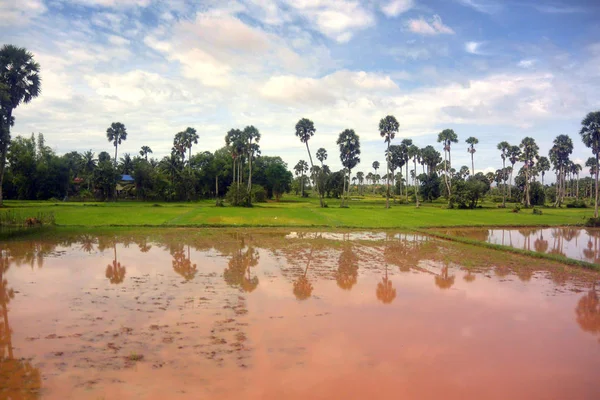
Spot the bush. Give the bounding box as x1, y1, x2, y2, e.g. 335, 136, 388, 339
566, 199, 587, 208
586, 217, 600, 227
251, 185, 267, 203
225, 185, 251, 207
532, 207, 543, 215
512, 204, 521, 213
215, 198, 225, 207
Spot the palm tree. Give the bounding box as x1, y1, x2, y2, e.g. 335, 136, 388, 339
244, 125, 261, 195
408, 144, 420, 207
437, 129, 458, 199
316, 148, 327, 167
372, 161, 380, 194
580, 111, 600, 218
294, 160, 308, 197
337, 129, 361, 207
139, 146, 152, 161
106, 122, 128, 167
537, 156, 550, 186
379, 115, 399, 209
586, 157, 598, 204
400, 139, 412, 200
0, 45, 41, 206
81, 150, 97, 190
520, 137, 539, 207
119, 153, 133, 175
295, 118, 324, 207
466, 136, 478, 175
356, 171, 364, 195
507, 145, 521, 198
497, 141, 510, 206
549, 134, 573, 207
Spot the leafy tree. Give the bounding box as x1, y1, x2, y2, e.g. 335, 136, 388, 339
316, 147, 327, 166
264, 160, 293, 200
0, 45, 41, 206
580, 111, 600, 218
420, 145, 441, 176
119, 153, 133, 175
419, 172, 441, 201
466, 136, 479, 175
379, 115, 399, 208
106, 122, 128, 167
98, 151, 111, 163
94, 159, 120, 201
337, 129, 361, 207
295, 118, 324, 207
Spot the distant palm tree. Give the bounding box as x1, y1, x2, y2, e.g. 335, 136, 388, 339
379, 115, 399, 209
337, 129, 361, 206
139, 146, 153, 161
497, 141, 510, 206
466, 136, 478, 175
296, 118, 324, 207
437, 129, 458, 199
106, 122, 128, 167
520, 137, 539, 207
81, 150, 97, 189
372, 161, 380, 194
537, 156, 550, 186
119, 153, 133, 175
294, 160, 308, 197
244, 125, 261, 195
580, 111, 600, 218
507, 145, 521, 198
316, 148, 327, 167
0, 44, 41, 206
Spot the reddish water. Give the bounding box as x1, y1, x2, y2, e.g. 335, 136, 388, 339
1, 229, 599, 399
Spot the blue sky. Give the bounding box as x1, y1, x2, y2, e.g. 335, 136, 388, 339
2, 0, 600, 176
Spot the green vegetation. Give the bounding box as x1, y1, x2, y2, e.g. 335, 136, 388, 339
0, 196, 594, 229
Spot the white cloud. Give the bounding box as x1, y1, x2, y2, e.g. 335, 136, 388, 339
518, 59, 535, 68
0, 0, 46, 25
66, 0, 151, 7
465, 41, 483, 54
455, 0, 501, 14
381, 0, 414, 17
407, 15, 454, 35
534, 5, 585, 14
107, 35, 130, 46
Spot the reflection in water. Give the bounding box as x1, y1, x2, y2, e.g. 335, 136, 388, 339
576, 283, 600, 342
0, 230, 599, 399
376, 265, 396, 304
440, 227, 600, 263
336, 245, 358, 290
0, 251, 42, 398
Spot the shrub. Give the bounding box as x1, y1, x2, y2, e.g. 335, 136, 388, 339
532, 207, 543, 215
512, 204, 521, 213
566, 199, 587, 208
585, 217, 600, 227
251, 185, 267, 203
225, 185, 251, 207
215, 198, 225, 207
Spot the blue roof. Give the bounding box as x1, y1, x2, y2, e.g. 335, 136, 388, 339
120, 174, 134, 182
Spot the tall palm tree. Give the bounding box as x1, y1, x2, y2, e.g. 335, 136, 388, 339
379, 115, 399, 209
119, 153, 133, 175
437, 129, 458, 199
0, 45, 41, 206
295, 118, 324, 207
497, 141, 510, 207
106, 122, 128, 167
139, 145, 152, 161
81, 150, 97, 190
466, 136, 478, 175
337, 129, 361, 207
372, 161, 380, 194
400, 139, 412, 200
294, 160, 308, 197
537, 156, 550, 186
316, 147, 327, 167
519, 137, 539, 207
408, 144, 420, 207
580, 111, 600, 218
356, 171, 364, 195
244, 125, 260, 195
507, 145, 521, 198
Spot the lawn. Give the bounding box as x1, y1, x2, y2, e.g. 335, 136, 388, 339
0, 195, 594, 229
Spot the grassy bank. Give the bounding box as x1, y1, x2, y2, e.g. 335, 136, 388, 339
0, 196, 594, 228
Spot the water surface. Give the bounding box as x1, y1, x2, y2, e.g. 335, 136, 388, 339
1, 229, 599, 399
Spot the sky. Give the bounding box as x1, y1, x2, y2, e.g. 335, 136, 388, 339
2, 0, 600, 177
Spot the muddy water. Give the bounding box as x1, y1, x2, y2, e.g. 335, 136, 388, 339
438, 227, 600, 263
1, 229, 600, 400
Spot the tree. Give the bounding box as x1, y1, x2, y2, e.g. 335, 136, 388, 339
264, 160, 293, 201
466, 136, 479, 175
497, 141, 510, 207
82, 150, 97, 189
437, 129, 458, 200
356, 171, 365, 195
337, 129, 361, 207
408, 144, 420, 206
371, 161, 380, 194
295, 118, 324, 207
139, 146, 152, 161
0, 45, 41, 206
294, 160, 308, 197
507, 145, 521, 198
379, 115, 399, 209
119, 153, 133, 175
580, 111, 600, 218
106, 122, 127, 167
316, 148, 327, 167
519, 137, 539, 207
549, 134, 573, 207
537, 156, 550, 186
400, 139, 412, 200
244, 125, 261, 199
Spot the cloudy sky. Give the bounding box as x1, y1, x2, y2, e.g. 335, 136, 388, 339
2, 0, 600, 175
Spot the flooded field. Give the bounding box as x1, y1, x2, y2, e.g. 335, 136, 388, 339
1, 229, 600, 399
437, 227, 600, 263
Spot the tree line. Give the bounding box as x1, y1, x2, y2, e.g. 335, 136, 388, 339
2, 44, 600, 214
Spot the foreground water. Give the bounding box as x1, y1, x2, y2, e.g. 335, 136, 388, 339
437, 227, 600, 263
1, 229, 599, 399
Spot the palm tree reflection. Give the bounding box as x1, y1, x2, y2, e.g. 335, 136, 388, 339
105, 243, 126, 285
336, 245, 358, 290
376, 265, 396, 304
172, 245, 198, 281
293, 247, 314, 300
575, 283, 600, 342
435, 265, 455, 290
224, 243, 259, 293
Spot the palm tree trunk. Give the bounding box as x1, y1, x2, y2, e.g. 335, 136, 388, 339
502, 158, 506, 207
301, 173, 304, 197
305, 142, 323, 207
247, 149, 253, 195
595, 153, 599, 218
341, 170, 347, 207
414, 159, 420, 208
406, 163, 409, 201
443, 150, 451, 200
471, 152, 475, 176
386, 142, 390, 209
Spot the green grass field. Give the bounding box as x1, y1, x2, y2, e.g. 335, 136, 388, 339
0, 195, 595, 228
